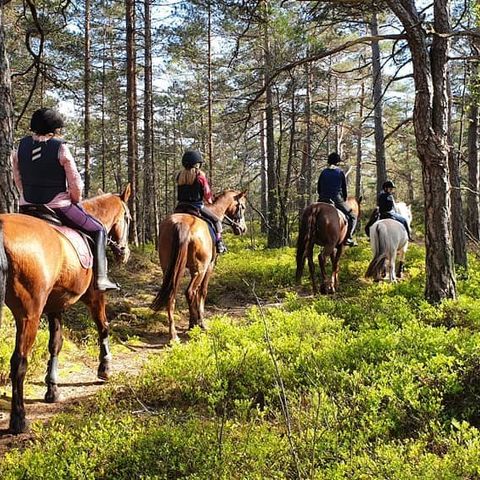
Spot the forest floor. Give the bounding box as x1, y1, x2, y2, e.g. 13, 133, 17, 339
0, 246, 262, 456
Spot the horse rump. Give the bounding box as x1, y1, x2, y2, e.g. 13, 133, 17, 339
150, 221, 190, 311
365, 223, 388, 279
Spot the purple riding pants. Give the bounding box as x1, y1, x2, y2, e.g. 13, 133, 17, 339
53, 203, 105, 234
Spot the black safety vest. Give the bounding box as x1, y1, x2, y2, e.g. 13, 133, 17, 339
177, 174, 204, 203
17, 136, 67, 204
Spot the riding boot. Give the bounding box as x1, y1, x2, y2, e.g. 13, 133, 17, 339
93, 230, 119, 291
344, 216, 358, 247
216, 237, 228, 254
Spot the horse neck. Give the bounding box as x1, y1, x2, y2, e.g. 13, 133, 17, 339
209, 194, 232, 219
82, 196, 115, 230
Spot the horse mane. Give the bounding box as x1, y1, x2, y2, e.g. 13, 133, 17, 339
395, 202, 412, 224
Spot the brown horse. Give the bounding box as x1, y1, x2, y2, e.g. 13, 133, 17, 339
296, 197, 360, 294
0, 185, 131, 433
150, 190, 247, 341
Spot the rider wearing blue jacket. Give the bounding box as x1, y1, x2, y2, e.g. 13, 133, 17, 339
317, 152, 357, 246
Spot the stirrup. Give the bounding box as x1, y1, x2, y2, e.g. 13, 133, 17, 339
96, 277, 120, 292
216, 241, 228, 254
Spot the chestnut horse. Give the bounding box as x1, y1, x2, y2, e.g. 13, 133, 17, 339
150, 190, 247, 341
296, 197, 361, 294
0, 185, 131, 433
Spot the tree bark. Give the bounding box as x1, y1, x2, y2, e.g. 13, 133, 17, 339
447, 73, 467, 267
298, 61, 312, 213
0, 7, 15, 213
207, 0, 213, 184
263, 1, 282, 248
84, 0, 91, 196
126, 0, 138, 244
466, 43, 479, 241
370, 13, 387, 193
387, 0, 456, 302
355, 81, 365, 200
142, 0, 157, 244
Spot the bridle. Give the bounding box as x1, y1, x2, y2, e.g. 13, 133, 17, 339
222, 198, 244, 230
107, 200, 131, 256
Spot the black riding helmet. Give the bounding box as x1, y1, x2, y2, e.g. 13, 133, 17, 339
30, 108, 65, 135
327, 152, 341, 165
383, 180, 396, 190
182, 150, 204, 169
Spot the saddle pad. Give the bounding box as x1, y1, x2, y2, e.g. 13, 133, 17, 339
52, 226, 93, 269
317, 202, 347, 225
174, 206, 217, 247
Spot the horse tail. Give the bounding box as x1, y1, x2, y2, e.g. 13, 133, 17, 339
0, 220, 7, 323
296, 206, 315, 282
150, 222, 189, 311
365, 223, 388, 278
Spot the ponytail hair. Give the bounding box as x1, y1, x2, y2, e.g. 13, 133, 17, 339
177, 166, 204, 186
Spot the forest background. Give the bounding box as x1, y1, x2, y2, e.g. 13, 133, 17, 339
0, 0, 478, 303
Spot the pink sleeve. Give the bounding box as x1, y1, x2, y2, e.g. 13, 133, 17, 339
12, 149, 22, 193
197, 172, 213, 204
59, 144, 83, 203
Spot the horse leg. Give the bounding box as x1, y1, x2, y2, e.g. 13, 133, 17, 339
331, 245, 345, 291
396, 245, 407, 278
45, 312, 63, 403
389, 251, 397, 282
10, 312, 41, 433
83, 290, 111, 380
197, 264, 214, 330
307, 250, 318, 294
185, 271, 205, 329
318, 250, 328, 294
320, 246, 335, 294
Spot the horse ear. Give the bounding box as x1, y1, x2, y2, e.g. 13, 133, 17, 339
235, 190, 247, 200
121, 183, 132, 202
97, 188, 104, 195
358, 195, 363, 204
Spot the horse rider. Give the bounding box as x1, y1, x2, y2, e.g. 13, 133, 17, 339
317, 152, 357, 247
365, 180, 412, 240
12, 107, 119, 291
176, 149, 227, 254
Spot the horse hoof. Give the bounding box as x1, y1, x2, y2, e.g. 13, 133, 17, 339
9, 416, 29, 434
97, 365, 110, 381
45, 387, 61, 403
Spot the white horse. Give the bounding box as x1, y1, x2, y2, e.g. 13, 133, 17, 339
365, 202, 412, 282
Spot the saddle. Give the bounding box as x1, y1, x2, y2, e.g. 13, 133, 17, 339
317, 201, 348, 226
20, 205, 93, 269
174, 203, 217, 245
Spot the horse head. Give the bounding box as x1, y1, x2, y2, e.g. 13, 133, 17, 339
221, 190, 247, 235
108, 184, 132, 264
82, 184, 132, 264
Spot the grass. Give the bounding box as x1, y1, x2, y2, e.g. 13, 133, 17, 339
2, 233, 480, 478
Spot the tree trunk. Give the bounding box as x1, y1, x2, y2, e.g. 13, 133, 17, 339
388, 0, 456, 302
207, 0, 213, 183
467, 47, 479, 240
298, 61, 312, 213
370, 13, 387, 193
263, 1, 282, 248
84, 0, 91, 196
259, 103, 268, 232
143, 0, 157, 244
447, 73, 467, 267
126, 0, 138, 245
355, 81, 365, 200
0, 8, 15, 213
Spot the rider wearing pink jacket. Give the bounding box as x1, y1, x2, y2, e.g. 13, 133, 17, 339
13, 108, 118, 291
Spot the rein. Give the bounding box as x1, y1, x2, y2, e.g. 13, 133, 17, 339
107, 200, 130, 256
222, 199, 243, 229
